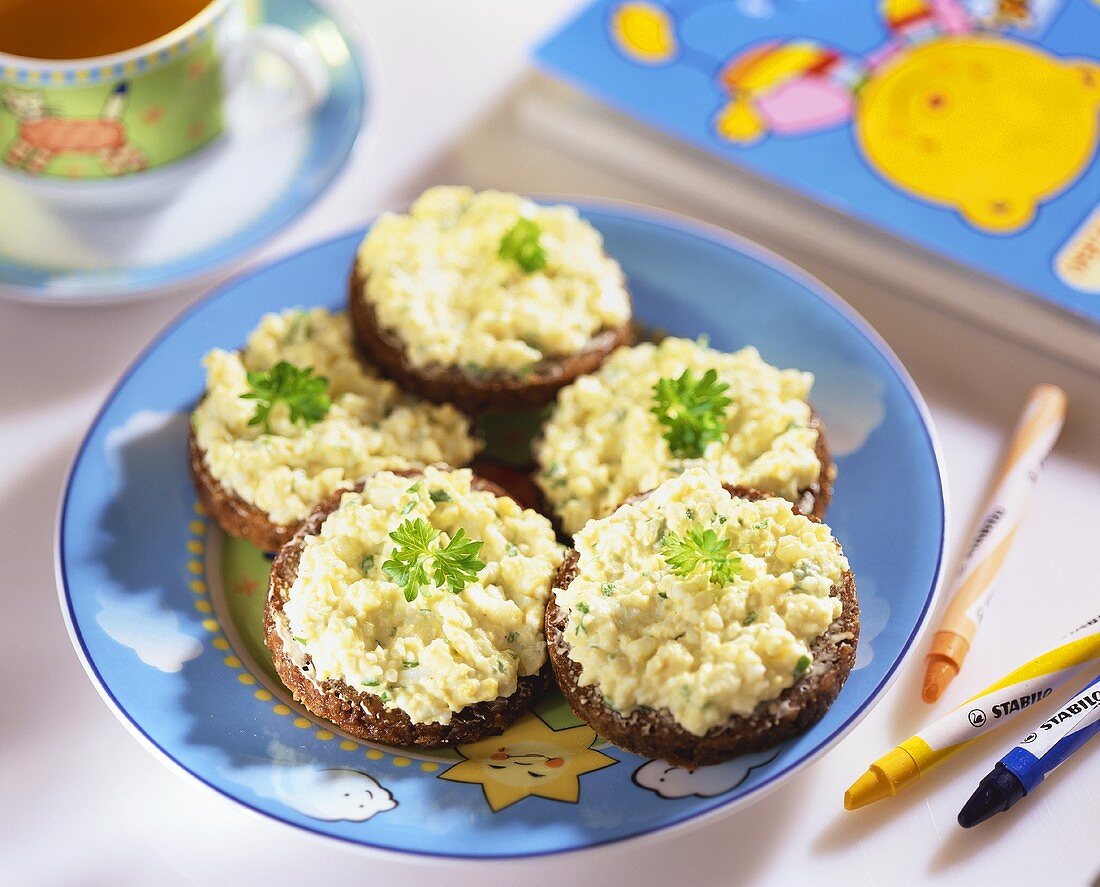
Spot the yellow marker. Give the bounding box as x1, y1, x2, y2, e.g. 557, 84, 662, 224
846, 612, 1100, 810
922, 385, 1067, 703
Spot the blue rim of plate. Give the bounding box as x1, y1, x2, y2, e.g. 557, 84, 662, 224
0, 0, 367, 301
56, 200, 947, 859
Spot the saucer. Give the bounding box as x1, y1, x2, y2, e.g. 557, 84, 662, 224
0, 0, 366, 305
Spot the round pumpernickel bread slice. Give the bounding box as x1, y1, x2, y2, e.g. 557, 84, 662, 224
189, 422, 297, 552
545, 485, 858, 769
265, 470, 549, 747
348, 264, 635, 414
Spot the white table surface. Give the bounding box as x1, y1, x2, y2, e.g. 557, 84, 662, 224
3, 2, 1099, 884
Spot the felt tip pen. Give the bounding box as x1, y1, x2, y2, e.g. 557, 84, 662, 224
958, 671, 1100, 827
923, 384, 1066, 703
844, 612, 1100, 810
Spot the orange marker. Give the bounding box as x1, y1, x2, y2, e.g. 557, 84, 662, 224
922, 385, 1067, 704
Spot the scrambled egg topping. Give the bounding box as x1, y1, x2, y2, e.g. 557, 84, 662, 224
192, 308, 479, 526
537, 337, 821, 535
355, 186, 632, 373
558, 469, 847, 735
284, 467, 563, 726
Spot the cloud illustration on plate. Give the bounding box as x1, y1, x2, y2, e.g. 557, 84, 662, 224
809, 365, 887, 457
223, 742, 396, 822
95, 589, 202, 672
95, 408, 203, 672
853, 575, 889, 671
633, 747, 780, 799
104, 410, 188, 487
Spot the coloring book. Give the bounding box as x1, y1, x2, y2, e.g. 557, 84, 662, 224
537, 0, 1100, 325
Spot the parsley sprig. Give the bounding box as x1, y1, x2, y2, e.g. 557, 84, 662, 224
498, 218, 547, 273
660, 525, 742, 587
241, 360, 330, 433
382, 518, 485, 602
651, 368, 731, 459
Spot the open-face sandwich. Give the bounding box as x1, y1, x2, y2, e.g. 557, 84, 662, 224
265, 466, 565, 746
349, 186, 635, 413
545, 468, 858, 768
535, 337, 833, 536
189, 308, 479, 551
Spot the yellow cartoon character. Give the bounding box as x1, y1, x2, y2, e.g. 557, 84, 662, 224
611, 0, 1100, 233
858, 36, 1100, 230
439, 712, 616, 811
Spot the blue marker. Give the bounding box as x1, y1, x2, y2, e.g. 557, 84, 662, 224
958, 671, 1100, 828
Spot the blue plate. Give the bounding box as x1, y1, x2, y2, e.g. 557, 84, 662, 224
57, 203, 946, 858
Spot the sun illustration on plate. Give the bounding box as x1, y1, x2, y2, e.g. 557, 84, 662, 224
439, 712, 617, 811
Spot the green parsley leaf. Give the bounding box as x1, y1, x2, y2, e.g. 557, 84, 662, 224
432, 528, 485, 593
795, 654, 811, 675
507, 631, 518, 643
743, 610, 757, 625
657, 591, 668, 599
379, 691, 390, 703
601, 583, 616, 597
241, 360, 331, 433
650, 368, 731, 458
660, 525, 742, 587
429, 489, 452, 503
406, 482, 421, 494
402, 660, 419, 669
576, 602, 590, 614
293, 636, 308, 645
498, 218, 547, 273
359, 554, 375, 573
362, 679, 380, 687
381, 518, 485, 602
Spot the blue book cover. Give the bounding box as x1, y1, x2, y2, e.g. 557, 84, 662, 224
536, 0, 1100, 325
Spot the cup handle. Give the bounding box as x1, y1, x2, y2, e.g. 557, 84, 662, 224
222, 24, 331, 113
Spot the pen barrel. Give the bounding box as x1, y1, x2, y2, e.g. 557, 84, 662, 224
919, 631, 1100, 764
1000, 673, 1100, 794
938, 385, 1066, 644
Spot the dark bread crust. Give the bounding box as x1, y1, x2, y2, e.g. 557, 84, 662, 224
188, 424, 297, 552
802, 410, 834, 521
348, 263, 635, 414
264, 469, 548, 747
545, 485, 858, 768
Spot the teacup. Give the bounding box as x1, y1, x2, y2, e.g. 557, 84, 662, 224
0, 0, 328, 199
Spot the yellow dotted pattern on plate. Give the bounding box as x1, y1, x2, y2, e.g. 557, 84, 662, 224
187, 499, 433, 770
